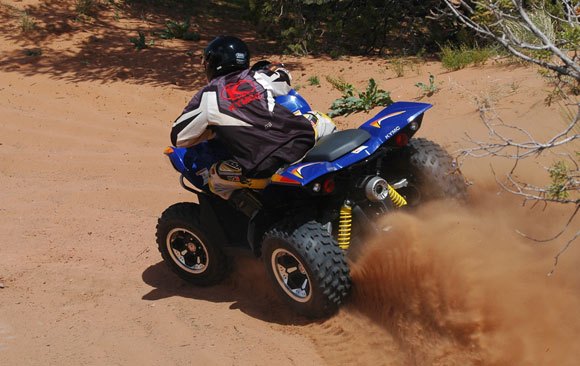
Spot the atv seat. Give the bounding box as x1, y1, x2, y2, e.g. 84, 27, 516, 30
303, 129, 371, 163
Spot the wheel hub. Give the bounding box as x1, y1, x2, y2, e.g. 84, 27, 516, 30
271, 248, 312, 303
166, 228, 209, 274
185, 242, 198, 253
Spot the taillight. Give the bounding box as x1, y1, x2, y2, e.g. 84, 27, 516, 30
394, 133, 409, 147
311, 177, 336, 194
323, 178, 335, 194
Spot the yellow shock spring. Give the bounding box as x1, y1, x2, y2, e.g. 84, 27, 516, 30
337, 202, 352, 250
388, 184, 407, 208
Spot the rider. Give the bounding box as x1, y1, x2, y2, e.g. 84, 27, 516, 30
171, 35, 335, 200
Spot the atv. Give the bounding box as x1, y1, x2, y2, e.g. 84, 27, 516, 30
156, 90, 466, 318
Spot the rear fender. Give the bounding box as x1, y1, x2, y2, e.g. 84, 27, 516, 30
271, 102, 432, 186
359, 101, 432, 142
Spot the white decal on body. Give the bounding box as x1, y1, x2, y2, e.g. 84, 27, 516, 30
385, 126, 401, 139
351, 145, 368, 154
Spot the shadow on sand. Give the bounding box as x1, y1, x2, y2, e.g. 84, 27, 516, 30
0, 0, 302, 90
141, 256, 317, 326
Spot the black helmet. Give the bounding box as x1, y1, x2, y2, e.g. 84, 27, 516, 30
203, 36, 250, 81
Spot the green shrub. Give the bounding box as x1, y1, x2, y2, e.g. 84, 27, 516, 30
325, 75, 352, 93
329, 49, 344, 59
440, 44, 496, 71
160, 19, 199, 41
287, 42, 308, 56
328, 78, 393, 117
548, 161, 572, 200
19, 11, 36, 33
75, 0, 98, 16
505, 10, 556, 47
249, 0, 455, 56
307, 75, 320, 86
130, 31, 152, 50
23, 48, 42, 57
389, 59, 406, 77
415, 73, 439, 97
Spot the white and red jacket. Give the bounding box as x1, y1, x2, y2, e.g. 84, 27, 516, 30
171, 66, 315, 178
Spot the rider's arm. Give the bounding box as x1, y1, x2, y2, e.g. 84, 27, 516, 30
170, 89, 216, 147
254, 62, 292, 97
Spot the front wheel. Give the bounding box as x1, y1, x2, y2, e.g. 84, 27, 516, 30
262, 220, 351, 318
156, 202, 229, 286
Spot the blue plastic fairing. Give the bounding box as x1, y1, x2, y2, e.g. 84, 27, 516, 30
271, 102, 432, 186
276, 89, 312, 115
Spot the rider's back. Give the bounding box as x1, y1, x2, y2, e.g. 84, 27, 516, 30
172, 67, 316, 178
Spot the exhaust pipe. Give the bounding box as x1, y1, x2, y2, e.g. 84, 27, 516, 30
363, 176, 408, 207
364, 176, 390, 202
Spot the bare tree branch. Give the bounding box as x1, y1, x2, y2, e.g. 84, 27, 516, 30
441, 0, 580, 80
513, 0, 580, 76
516, 204, 580, 242
487, 163, 580, 205
443, 0, 580, 273
460, 103, 580, 163
547, 230, 580, 276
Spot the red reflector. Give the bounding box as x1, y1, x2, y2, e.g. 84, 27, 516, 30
394, 133, 409, 146
323, 178, 335, 193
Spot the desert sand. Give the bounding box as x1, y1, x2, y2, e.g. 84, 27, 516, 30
1, 1, 579, 365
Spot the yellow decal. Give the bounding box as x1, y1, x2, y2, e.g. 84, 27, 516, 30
370, 111, 406, 128
291, 167, 304, 179
291, 163, 319, 179
271, 173, 301, 185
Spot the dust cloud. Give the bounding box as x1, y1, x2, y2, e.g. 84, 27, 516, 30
310, 190, 580, 366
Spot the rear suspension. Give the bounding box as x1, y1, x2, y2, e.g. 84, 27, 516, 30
337, 201, 352, 250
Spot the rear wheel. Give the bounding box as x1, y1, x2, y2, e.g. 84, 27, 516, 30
262, 220, 351, 318
402, 138, 467, 204
156, 202, 229, 286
